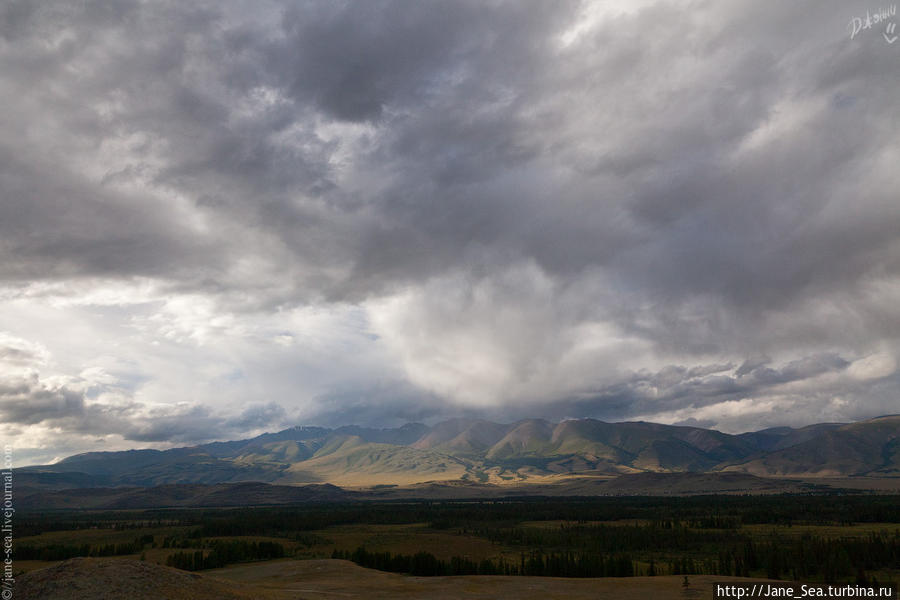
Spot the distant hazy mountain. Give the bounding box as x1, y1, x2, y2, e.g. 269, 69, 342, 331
735, 423, 845, 452
724, 415, 900, 477
19, 415, 900, 488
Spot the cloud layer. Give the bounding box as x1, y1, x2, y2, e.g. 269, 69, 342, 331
2, 0, 899, 464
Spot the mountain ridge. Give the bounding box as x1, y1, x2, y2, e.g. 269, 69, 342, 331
20, 415, 900, 488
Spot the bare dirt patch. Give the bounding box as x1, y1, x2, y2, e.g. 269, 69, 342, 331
13, 557, 281, 600
210, 558, 776, 600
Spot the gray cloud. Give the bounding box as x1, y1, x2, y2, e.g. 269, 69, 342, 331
1, 0, 899, 455
0, 337, 47, 367
0, 375, 87, 426
0, 370, 294, 455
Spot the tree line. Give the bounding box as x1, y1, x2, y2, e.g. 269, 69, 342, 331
332, 547, 637, 578
19, 495, 900, 539
165, 540, 285, 571
333, 527, 900, 582
15, 534, 154, 561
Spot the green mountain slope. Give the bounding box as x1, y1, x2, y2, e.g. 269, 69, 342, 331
19, 415, 900, 487
278, 435, 472, 485
725, 415, 900, 476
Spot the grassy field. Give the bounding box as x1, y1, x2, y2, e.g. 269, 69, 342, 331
16, 524, 195, 547
740, 522, 900, 539
296, 522, 517, 562
207, 559, 778, 600
16, 556, 792, 600
13, 495, 900, 584
16, 519, 900, 582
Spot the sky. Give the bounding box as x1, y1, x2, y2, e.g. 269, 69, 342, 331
2, 0, 900, 465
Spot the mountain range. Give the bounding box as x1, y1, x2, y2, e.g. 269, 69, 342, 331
19, 415, 900, 491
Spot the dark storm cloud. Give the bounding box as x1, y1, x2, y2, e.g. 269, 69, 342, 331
0, 375, 86, 425
309, 380, 447, 428
1, 0, 899, 440
226, 401, 288, 431
301, 353, 861, 430
0, 370, 291, 447
5, 0, 895, 308
0, 147, 218, 282
121, 405, 229, 443
106, 401, 290, 444
0, 0, 579, 300
273, 1, 561, 123
504, 352, 860, 426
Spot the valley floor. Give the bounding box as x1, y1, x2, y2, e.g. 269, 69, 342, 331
17, 557, 775, 600
211, 559, 777, 599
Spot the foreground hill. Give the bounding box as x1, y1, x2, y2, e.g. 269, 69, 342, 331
14, 557, 277, 600
16, 557, 781, 600
19, 415, 900, 488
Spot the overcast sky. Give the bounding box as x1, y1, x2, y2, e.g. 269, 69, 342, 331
2, 0, 900, 465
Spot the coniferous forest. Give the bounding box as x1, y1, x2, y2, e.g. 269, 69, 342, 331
16, 494, 900, 583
